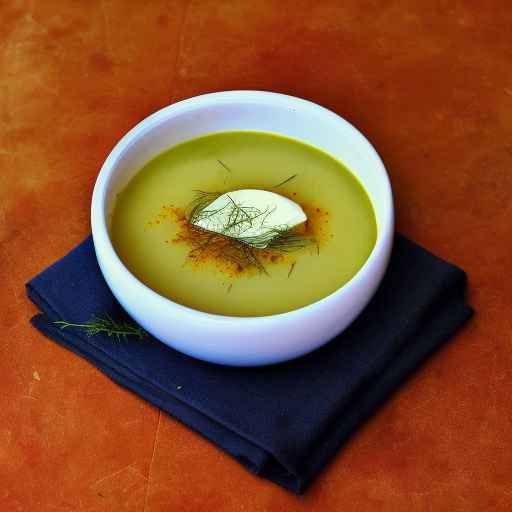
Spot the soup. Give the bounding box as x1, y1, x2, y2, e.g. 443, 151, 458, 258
110, 131, 377, 316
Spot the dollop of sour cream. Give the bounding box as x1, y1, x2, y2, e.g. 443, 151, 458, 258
191, 189, 307, 248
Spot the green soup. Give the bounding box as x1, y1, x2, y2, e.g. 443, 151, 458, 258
110, 131, 377, 316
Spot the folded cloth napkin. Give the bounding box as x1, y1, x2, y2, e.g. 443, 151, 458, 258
27, 234, 472, 493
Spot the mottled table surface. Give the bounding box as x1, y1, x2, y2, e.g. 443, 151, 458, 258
1, 1, 511, 510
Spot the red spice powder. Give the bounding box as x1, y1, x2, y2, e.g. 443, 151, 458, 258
148, 191, 331, 277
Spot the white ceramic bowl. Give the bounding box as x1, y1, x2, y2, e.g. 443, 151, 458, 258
91, 91, 394, 366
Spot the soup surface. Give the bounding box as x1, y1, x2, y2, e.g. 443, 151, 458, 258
110, 131, 377, 316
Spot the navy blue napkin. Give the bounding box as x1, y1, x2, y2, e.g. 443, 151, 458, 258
27, 235, 472, 493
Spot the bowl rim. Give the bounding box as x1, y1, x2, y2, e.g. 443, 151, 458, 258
91, 90, 394, 322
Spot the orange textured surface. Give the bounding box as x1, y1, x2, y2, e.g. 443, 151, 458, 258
1, 1, 511, 510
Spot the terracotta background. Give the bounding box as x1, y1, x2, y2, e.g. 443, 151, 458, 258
1, 1, 511, 510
